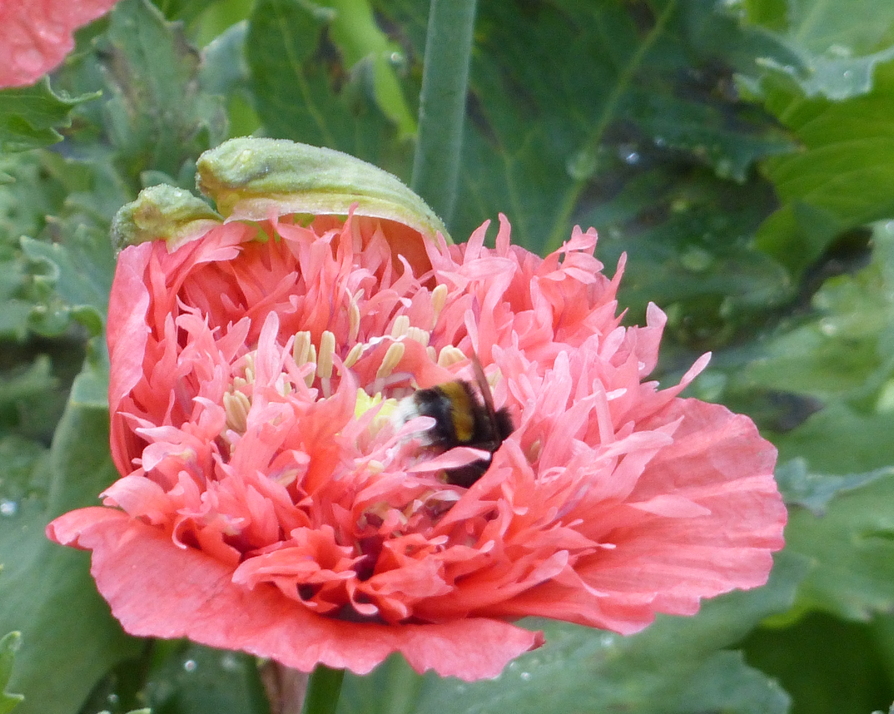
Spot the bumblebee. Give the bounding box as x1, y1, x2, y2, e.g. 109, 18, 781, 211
404, 358, 514, 488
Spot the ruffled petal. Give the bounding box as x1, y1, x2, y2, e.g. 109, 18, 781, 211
47, 508, 543, 680
49, 199, 785, 679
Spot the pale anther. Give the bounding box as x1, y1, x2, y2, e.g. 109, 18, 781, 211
343, 342, 364, 369
293, 331, 312, 366
406, 326, 431, 346
317, 330, 336, 379
437, 345, 466, 368
304, 344, 317, 387
376, 342, 405, 380
391, 315, 410, 339
243, 353, 256, 383
349, 290, 363, 343
223, 390, 251, 433
431, 284, 448, 326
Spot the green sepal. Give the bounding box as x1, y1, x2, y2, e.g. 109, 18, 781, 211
111, 184, 222, 251
195, 137, 449, 242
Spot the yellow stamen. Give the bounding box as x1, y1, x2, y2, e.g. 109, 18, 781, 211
354, 389, 383, 417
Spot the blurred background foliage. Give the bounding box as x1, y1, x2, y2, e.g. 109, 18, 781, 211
1, 0, 894, 712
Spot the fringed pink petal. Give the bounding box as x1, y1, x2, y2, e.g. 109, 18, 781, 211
47, 508, 542, 680
49, 212, 785, 680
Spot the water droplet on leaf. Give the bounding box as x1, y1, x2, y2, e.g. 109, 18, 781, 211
565, 149, 598, 181
0, 500, 18, 517
617, 144, 640, 165
220, 653, 241, 671
388, 52, 407, 71
680, 248, 714, 272
819, 319, 838, 336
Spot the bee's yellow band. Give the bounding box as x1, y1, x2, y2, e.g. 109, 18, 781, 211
440, 381, 475, 443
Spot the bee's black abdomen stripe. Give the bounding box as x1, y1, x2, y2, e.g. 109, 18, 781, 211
408, 376, 516, 488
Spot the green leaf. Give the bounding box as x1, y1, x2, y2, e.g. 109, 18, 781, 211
870, 614, 894, 710
728, 221, 894, 424
199, 21, 262, 139
0, 150, 117, 345
586, 166, 793, 336
338, 551, 805, 714
245, 0, 403, 168
0, 357, 64, 443
776, 458, 894, 515
0, 400, 142, 714
0, 80, 98, 153
755, 61, 894, 275
370, 0, 799, 345
745, 0, 894, 100
775, 402, 894, 475
667, 650, 789, 714
81, 0, 228, 192
68, 339, 110, 410
0, 632, 24, 714
427, 0, 798, 253
139, 642, 269, 714
743, 612, 894, 714
785, 471, 894, 620
20, 228, 114, 338
326, 0, 416, 139
199, 20, 251, 97
152, 0, 219, 23
0, 152, 69, 247
624, 88, 795, 182
193, 0, 257, 47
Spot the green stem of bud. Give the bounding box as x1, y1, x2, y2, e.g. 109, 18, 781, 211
411, 0, 478, 229
301, 664, 345, 714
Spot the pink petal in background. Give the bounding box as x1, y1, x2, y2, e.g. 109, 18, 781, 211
0, 0, 119, 88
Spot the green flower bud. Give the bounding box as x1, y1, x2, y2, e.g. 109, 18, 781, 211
112, 184, 221, 251
196, 137, 449, 243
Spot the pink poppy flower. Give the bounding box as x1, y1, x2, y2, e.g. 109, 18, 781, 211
0, 0, 119, 88
47, 139, 786, 681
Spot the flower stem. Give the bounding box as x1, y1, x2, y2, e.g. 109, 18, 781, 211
410, 0, 478, 229
301, 664, 345, 714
